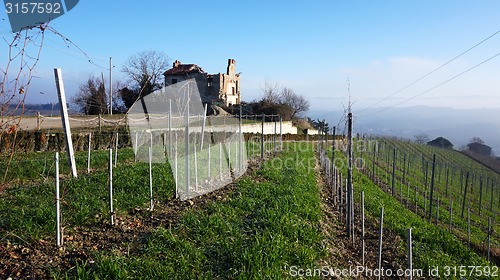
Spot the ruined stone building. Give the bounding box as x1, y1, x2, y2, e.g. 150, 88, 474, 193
163, 59, 241, 107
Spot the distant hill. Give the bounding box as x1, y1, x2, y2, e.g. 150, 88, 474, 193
3, 103, 77, 116
309, 106, 500, 153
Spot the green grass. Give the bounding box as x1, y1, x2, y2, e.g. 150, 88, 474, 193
0, 153, 175, 243
328, 139, 494, 279
67, 143, 324, 279
358, 138, 500, 249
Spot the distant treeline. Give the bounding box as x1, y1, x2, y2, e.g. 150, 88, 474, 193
3, 103, 77, 116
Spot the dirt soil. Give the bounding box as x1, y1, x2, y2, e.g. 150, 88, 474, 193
0, 154, 270, 279
316, 157, 409, 279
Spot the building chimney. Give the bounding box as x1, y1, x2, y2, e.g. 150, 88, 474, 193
227, 59, 236, 75
173, 60, 181, 68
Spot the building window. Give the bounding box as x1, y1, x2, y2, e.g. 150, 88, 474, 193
172, 79, 178, 84
232, 87, 235, 95
207, 77, 213, 87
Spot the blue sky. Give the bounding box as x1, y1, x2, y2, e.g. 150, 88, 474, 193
2, 0, 500, 114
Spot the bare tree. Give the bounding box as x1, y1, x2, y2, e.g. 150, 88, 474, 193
257, 80, 310, 119
280, 87, 310, 118
414, 133, 430, 144
121, 50, 169, 96
262, 80, 281, 104
469, 137, 485, 145
72, 76, 108, 115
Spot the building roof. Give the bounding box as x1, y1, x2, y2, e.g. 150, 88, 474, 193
467, 142, 491, 149
164, 60, 205, 76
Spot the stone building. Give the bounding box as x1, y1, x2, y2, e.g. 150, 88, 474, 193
467, 142, 492, 156
163, 59, 241, 107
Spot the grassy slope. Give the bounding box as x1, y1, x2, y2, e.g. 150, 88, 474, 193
331, 144, 492, 279
65, 143, 324, 279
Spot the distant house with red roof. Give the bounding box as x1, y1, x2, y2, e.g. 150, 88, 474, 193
163, 59, 241, 107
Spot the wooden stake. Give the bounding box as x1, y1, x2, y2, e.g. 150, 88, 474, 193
54, 68, 77, 178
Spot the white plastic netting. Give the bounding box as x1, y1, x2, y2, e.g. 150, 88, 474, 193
127, 79, 247, 200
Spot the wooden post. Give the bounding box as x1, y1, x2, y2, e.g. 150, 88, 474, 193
36, 112, 41, 130
54, 68, 78, 178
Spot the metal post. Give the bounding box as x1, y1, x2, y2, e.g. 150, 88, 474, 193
407, 228, 412, 280
175, 133, 178, 199
55, 152, 61, 247
273, 116, 277, 152
194, 144, 198, 191
149, 147, 153, 210
109, 57, 113, 115
449, 201, 453, 232
261, 113, 264, 159
361, 191, 365, 266
239, 106, 242, 171
208, 140, 211, 179
462, 172, 469, 218
219, 142, 223, 180
488, 217, 491, 261
467, 207, 471, 248
134, 132, 138, 161
200, 103, 208, 151
54, 68, 77, 178
280, 116, 283, 150
87, 133, 91, 174
429, 154, 436, 219
391, 148, 396, 195
109, 148, 114, 226
114, 132, 118, 167
347, 113, 353, 239
169, 99, 172, 156
377, 207, 384, 280
185, 98, 190, 195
